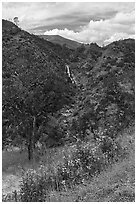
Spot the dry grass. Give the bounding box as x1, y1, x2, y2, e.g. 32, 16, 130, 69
47, 153, 135, 202
2, 144, 73, 194
2, 149, 40, 194
2, 149, 28, 172
46, 129, 135, 202
2, 127, 135, 202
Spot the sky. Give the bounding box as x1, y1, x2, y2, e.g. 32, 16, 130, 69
2, 2, 135, 45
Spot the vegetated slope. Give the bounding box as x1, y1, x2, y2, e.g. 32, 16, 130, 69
2, 20, 71, 81
68, 39, 135, 141
2, 19, 135, 202
2, 19, 135, 153
38, 34, 81, 50
2, 19, 75, 149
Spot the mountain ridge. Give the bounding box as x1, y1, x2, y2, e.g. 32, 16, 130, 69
38, 34, 82, 49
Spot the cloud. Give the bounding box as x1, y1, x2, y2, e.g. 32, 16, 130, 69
2, 2, 135, 45
2, 2, 134, 27
113, 11, 135, 25
104, 33, 135, 45
44, 10, 135, 45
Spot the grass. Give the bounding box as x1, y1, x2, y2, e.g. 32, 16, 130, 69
46, 128, 135, 202
2, 148, 40, 194
2, 144, 72, 194
2, 127, 135, 202
2, 150, 26, 194
2, 149, 28, 172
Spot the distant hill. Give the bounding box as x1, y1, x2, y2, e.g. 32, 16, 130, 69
38, 35, 82, 49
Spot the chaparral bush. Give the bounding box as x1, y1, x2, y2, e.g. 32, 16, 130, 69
19, 167, 57, 202
15, 136, 123, 202
55, 137, 123, 188
98, 136, 123, 163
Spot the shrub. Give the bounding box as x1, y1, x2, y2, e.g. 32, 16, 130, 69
19, 167, 55, 202
98, 136, 123, 163
57, 153, 84, 188
75, 143, 105, 175
19, 165, 67, 201
55, 142, 105, 188
56, 138, 123, 188
17, 138, 123, 201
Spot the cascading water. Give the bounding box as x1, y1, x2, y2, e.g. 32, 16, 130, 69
65, 64, 77, 85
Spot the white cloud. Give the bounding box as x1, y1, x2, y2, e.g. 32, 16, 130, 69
2, 2, 134, 27
112, 10, 135, 25
104, 33, 135, 45
44, 10, 135, 45
2, 2, 135, 45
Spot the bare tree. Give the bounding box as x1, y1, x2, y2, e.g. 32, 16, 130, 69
13, 17, 19, 26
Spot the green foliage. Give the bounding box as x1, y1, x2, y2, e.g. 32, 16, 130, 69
57, 138, 122, 186
15, 165, 64, 201
19, 168, 49, 201
2, 19, 75, 154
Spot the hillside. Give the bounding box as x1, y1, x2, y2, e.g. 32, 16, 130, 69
38, 35, 82, 50
2, 20, 135, 202
2, 19, 76, 153
68, 38, 135, 141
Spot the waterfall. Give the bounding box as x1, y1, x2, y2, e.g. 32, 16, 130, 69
66, 65, 71, 78
65, 64, 77, 85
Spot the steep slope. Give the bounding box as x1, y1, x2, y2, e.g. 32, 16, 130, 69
2, 20, 69, 79
2, 19, 75, 108
38, 35, 81, 50
2, 19, 75, 149
68, 39, 135, 140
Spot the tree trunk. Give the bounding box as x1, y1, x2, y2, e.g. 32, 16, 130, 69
28, 116, 36, 161
28, 139, 33, 161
